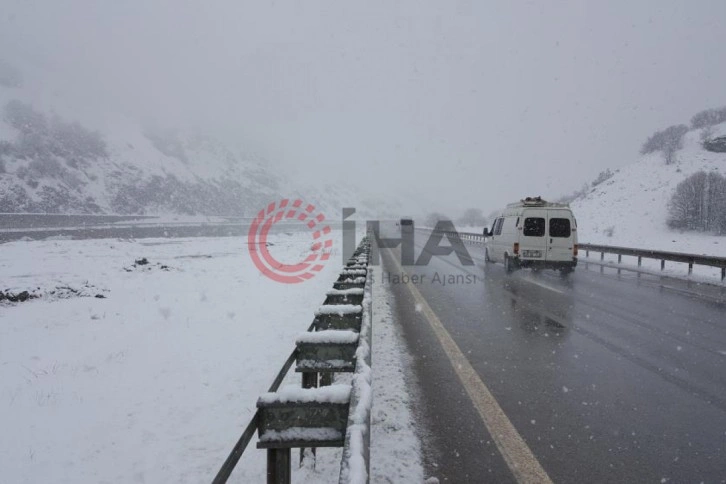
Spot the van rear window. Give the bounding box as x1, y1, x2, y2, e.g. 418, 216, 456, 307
549, 218, 571, 237
523, 217, 545, 236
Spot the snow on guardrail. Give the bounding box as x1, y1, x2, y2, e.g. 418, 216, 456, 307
315, 304, 363, 316
338, 251, 373, 484
296, 330, 360, 345
258, 384, 352, 405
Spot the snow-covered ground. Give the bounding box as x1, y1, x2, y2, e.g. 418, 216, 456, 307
0, 233, 423, 483
571, 123, 726, 258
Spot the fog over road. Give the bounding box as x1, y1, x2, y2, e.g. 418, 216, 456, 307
381, 235, 726, 483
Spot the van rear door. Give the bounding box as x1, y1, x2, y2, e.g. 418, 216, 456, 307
546, 211, 574, 261
519, 210, 547, 260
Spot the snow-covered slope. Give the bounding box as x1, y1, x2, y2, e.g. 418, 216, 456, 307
571, 123, 726, 256
0, 64, 400, 218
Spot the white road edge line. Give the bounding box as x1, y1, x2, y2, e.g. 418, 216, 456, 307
388, 251, 553, 484
518, 277, 565, 295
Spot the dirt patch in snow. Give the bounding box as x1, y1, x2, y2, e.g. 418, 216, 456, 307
1, 283, 109, 305
123, 257, 173, 272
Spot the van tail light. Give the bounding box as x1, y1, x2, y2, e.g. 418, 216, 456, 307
573, 244, 578, 256
513, 243, 519, 255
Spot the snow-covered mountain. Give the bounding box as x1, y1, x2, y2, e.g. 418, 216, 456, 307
0, 66, 398, 219
571, 122, 726, 256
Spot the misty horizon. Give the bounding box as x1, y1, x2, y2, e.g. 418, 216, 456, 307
1, 0, 725, 217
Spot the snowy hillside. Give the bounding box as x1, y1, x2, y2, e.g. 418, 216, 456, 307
0, 66, 399, 218
571, 122, 726, 256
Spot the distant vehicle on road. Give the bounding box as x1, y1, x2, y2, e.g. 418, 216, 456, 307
484, 197, 578, 274
400, 217, 414, 234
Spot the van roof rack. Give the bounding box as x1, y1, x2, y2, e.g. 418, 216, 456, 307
506, 196, 570, 208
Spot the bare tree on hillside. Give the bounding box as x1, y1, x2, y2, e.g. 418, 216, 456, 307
425, 212, 450, 228
641, 124, 689, 165
457, 208, 487, 228
591, 169, 614, 187
700, 125, 715, 143
690, 106, 726, 129
556, 183, 590, 204
668, 171, 726, 234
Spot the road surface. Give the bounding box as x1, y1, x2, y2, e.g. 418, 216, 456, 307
381, 236, 726, 483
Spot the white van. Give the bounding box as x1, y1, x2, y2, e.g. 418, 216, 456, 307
484, 197, 578, 274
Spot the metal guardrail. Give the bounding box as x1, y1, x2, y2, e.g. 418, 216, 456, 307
452, 231, 486, 244
414, 227, 485, 245
580, 243, 726, 281
211, 323, 313, 484
420, 227, 726, 281
212, 236, 372, 484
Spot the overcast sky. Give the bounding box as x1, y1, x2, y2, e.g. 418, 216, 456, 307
2, 0, 725, 217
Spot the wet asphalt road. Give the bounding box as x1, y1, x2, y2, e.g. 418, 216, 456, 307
381, 239, 726, 483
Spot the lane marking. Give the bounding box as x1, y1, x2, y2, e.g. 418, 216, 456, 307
518, 277, 565, 295
387, 251, 553, 484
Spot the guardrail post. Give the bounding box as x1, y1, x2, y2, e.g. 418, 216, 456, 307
688, 260, 693, 275
637, 256, 641, 278
267, 448, 291, 484
661, 260, 665, 271
300, 372, 318, 467
302, 372, 318, 389
722, 267, 725, 282
617, 254, 622, 275
600, 252, 604, 273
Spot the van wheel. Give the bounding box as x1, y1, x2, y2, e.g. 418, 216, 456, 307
504, 255, 514, 274
559, 267, 573, 277
485, 248, 491, 263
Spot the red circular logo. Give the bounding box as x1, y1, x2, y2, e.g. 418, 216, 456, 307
248, 199, 333, 284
